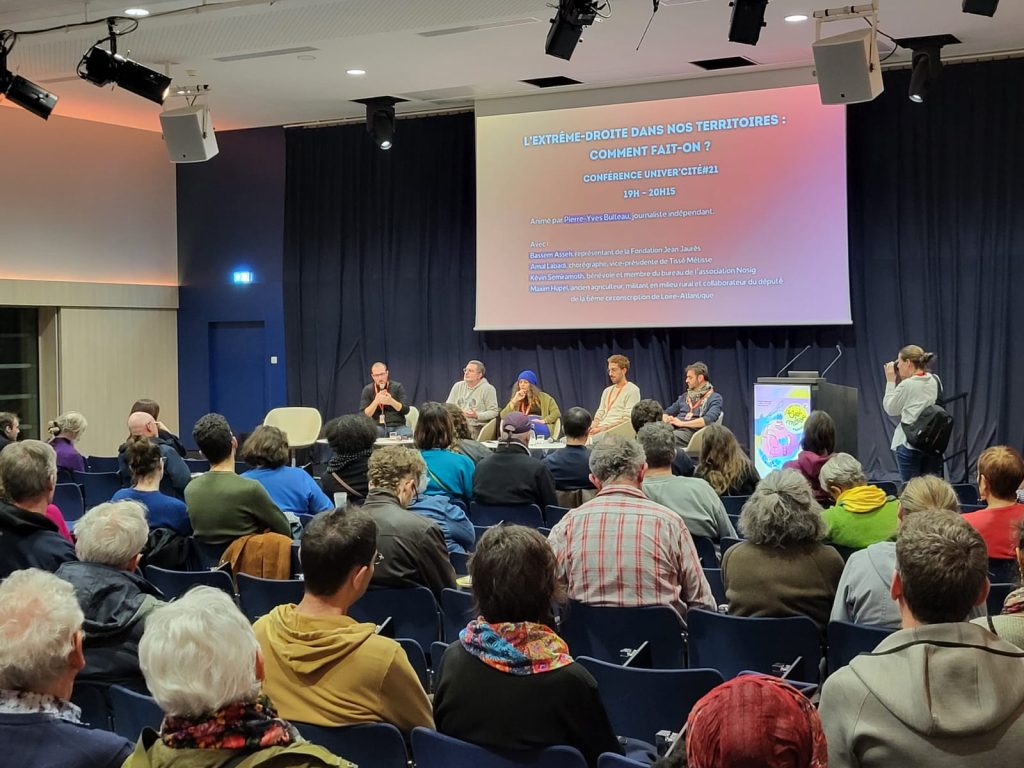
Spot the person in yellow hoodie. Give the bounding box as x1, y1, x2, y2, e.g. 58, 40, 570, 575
253, 507, 434, 735
819, 453, 900, 550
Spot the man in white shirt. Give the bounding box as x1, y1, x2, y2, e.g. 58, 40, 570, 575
589, 354, 641, 437
446, 359, 499, 434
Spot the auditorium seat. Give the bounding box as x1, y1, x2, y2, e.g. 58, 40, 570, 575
826, 621, 894, 676
449, 551, 469, 576
441, 587, 475, 643
184, 458, 210, 474
578, 656, 723, 745
72, 470, 122, 510
687, 609, 823, 682
236, 573, 305, 622
719, 536, 744, 558
691, 536, 718, 567
952, 483, 980, 505
598, 755, 649, 768
86, 455, 120, 473
702, 567, 726, 606
559, 601, 685, 669
720, 496, 749, 516
350, 586, 441, 660
405, 405, 420, 433
470, 502, 544, 529
604, 420, 636, 440
145, 565, 235, 601
295, 722, 408, 768
477, 419, 499, 441
988, 582, 1014, 615
264, 406, 322, 452
412, 726, 587, 768
53, 482, 85, 524
545, 505, 570, 527
109, 685, 163, 740
397, 637, 430, 691
874, 480, 899, 497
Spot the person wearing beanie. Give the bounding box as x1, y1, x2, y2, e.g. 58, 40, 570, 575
499, 370, 561, 439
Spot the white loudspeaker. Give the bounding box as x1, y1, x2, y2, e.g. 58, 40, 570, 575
159, 104, 219, 163
812, 28, 884, 105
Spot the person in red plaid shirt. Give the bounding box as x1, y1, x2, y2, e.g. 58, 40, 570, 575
547, 436, 716, 620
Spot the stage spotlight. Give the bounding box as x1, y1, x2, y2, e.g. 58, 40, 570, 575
545, 0, 605, 61
77, 22, 171, 105
962, 0, 999, 16
908, 47, 940, 103
1, 71, 58, 120
728, 0, 769, 46
364, 97, 397, 150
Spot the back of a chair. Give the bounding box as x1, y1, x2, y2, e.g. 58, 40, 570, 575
702, 568, 726, 606
477, 419, 499, 442
295, 721, 408, 768
109, 685, 163, 740
350, 586, 441, 658
550, 418, 562, 441
184, 458, 210, 474
990, 559, 1019, 584
727, 514, 741, 534
687, 609, 823, 682
431, 641, 450, 689
71, 681, 112, 731
598, 754, 650, 768
988, 582, 1015, 616
72, 470, 123, 509
190, 538, 228, 570
411, 726, 587, 768
874, 480, 899, 497
441, 587, 475, 643
578, 656, 723, 744
397, 637, 430, 691
545, 505, 571, 527
720, 496, 750, 516
450, 551, 470, 576
53, 483, 85, 523
471, 502, 544, 529
691, 536, 718, 568
86, 455, 120, 473
474, 525, 490, 545
263, 407, 323, 449
145, 565, 235, 601
953, 483, 980, 505
236, 573, 305, 622
826, 621, 894, 676
604, 421, 636, 440
719, 536, 744, 558
559, 601, 686, 669
406, 405, 420, 433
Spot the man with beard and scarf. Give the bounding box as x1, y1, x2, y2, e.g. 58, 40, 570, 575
663, 362, 723, 448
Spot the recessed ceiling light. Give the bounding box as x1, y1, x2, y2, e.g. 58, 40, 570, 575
346, 68, 367, 76
124, 7, 150, 17
784, 13, 809, 22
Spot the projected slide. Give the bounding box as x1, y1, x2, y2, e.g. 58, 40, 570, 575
753, 383, 812, 478
475, 85, 850, 331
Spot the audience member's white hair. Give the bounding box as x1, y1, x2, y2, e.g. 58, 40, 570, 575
139, 587, 260, 716
0, 569, 84, 691
74, 500, 149, 566
819, 452, 867, 492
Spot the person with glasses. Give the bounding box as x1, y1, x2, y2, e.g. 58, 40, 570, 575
254, 507, 434, 735
446, 360, 499, 435
359, 361, 412, 437
361, 446, 456, 601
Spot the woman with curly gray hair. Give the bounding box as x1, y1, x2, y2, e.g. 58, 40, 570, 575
722, 469, 843, 626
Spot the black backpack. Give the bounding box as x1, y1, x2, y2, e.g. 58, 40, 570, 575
902, 377, 953, 455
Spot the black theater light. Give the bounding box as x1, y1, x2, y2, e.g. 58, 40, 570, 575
728, 0, 769, 46
896, 34, 959, 104
77, 21, 170, 104
0, 40, 57, 119
358, 97, 400, 150
545, 0, 605, 61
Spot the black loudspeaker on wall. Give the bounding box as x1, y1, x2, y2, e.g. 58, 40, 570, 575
159, 105, 219, 163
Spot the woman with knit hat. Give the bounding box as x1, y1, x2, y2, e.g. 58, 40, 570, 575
500, 369, 561, 439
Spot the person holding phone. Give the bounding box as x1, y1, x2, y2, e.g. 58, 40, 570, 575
882, 344, 942, 482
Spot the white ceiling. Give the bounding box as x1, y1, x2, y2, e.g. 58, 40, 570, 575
1, 0, 1022, 132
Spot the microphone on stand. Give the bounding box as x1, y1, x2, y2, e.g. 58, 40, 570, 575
776, 345, 812, 377
821, 344, 843, 378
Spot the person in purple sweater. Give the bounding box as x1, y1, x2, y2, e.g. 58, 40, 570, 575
47, 412, 88, 474
783, 410, 836, 507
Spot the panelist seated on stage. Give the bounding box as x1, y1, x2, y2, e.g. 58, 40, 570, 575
473, 412, 558, 511
446, 359, 499, 433
360, 362, 411, 437
542, 407, 596, 492
499, 370, 560, 439
663, 361, 723, 448
631, 399, 694, 477
589, 354, 641, 437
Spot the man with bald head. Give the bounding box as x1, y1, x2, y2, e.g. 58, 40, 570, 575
116, 412, 191, 496
359, 362, 412, 437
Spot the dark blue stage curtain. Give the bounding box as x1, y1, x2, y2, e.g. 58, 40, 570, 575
284, 60, 1024, 480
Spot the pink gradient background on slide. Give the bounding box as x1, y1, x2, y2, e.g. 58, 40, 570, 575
475, 85, 850, 331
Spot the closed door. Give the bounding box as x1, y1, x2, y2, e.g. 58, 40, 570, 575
209, 321, 266, 434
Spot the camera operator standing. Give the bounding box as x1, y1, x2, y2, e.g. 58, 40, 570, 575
882, 344, 943, 482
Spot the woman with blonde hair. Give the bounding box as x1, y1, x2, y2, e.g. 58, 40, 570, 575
47, 411, 87, 474
696, 423, 760, 497
499, 370, 561, 439
830, 474, 964, 628
882, 343, 943, 482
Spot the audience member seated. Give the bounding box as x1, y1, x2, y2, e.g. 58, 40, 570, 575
663, 361, 724, 449
408, 485, 474, 555
117, 411, 191, 498
130, 398, 187, 457
127, 587, 349, 768
631, 399, 694, 476
241, 425, 333, 520
444, 403, 491, 465
820, 511, 1024, 768
723, 469, 843, 626
360, 362, 412, 437
0, 569, 133, 767
832, 475, 962, 628
0, 441, 76, 579
112, 436, 192, 536
972, 523, 1024, 649
0, 411, 20, 453
446, 359, 499, 435
542, 406, 596, 495
361, 446, 456, 600
433, 525, 621, 767
415, 402, 475, 504
498, 370, 561, 439
472, 412, 558, 511
589, 354, 641, 437
695, 423, 760, 497
255, 507, 433, 734
548, 436, 715, 620
782, 410, 836, 506
47, 411, 88, 475
55, 500, 163, 690
321, 414, 377, 504
819, 453, 900, 549
962, 445, 1024, 560
184, 413, 291, 543
637, 423, 735, 541
653, 675, 827, 768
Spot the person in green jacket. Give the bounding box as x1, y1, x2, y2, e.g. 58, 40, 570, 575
499, 370, 561, 439
123, 587, 351, 768
819, 453, 900, 550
